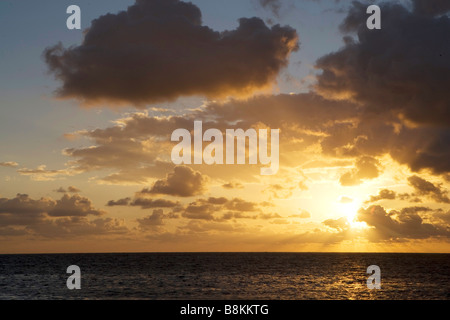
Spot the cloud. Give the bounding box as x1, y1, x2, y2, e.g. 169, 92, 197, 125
434, 210, 450, 224
0, 193, 125, 238
55, 186, 81, 193
106, 198, 131, 206
357, 205, 450, 241
222, 181, 244, 189
106, 195, 181, 209
224, 198, 258, 212
17, 165, 76, 181
0, 194, 55, 216
67, 186, 81, 193
313, 1, 450, 175
24, 217, 129, 238
47, 194, 106, 217
339, 156, 380, 186
366, 189, 396, 203
408, 175, 450, 203
43, 0, 450, 190
0, 193, 105, 218
0, 162, 18, 168
130, 198, 180, 209
44, 0, 299, 106
137, 209, 165, 229
139, 165, 209, 197
412, 0, 450, 16
258, 0, 282, 17
316, 1, 450, 127
171, 196, 274, 221
323, 217, 349, 231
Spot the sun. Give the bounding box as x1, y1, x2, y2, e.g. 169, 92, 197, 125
337, 197, 368, 229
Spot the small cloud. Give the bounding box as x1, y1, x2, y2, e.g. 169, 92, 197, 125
67, 186, 81, 193
139, 166, 209, 197
0, 162, 18, 168
55, 186, 81, 193
106, 197, 131, 207
222, 181, 244, 189
366, 189, 396, 203
323, 217, 349, 231
258, 0, 282, 17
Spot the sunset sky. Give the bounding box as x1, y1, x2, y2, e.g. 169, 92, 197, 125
1, 0, 449, 253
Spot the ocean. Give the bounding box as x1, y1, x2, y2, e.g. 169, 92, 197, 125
0, 253, 449, 300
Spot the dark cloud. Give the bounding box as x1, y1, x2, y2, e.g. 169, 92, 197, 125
264, 179, 301, 198
434, 210, 450, 224
366, 189, 396, 203
137, 209, 165, 229
107, 196, 180, 209
24, 217, 128, 238
139, 166, 209, 197
47, 194, 106, 217
412, 0, 450, 16
357, 205, 450, 241
106, 197, 131, 206
0, 194, 54, 215
182, 202, 216, 220
44, 0, 299, 106
312, 1, 450, 175
55, 186, 81, 193
0, 193, 125, 238
0, 193, 105, 218
130, 198, 180, 209
317, 1, 450, 127
224, 198, 258, 212
174, 196, 274, 221
408, 175, 450, 203
258, 0, 282, 17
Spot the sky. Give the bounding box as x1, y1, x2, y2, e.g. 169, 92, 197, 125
0, 0, 449, 253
